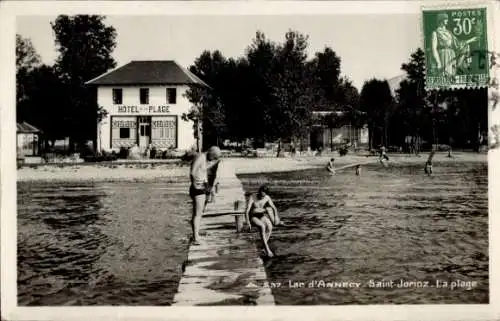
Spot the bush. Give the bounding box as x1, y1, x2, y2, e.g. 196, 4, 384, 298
242, 148, 258, 157
150, 146, 157, 159
77, 143, 94, 158
118, 147, 129, 159
181, 150, 196, 162
83, 155, 100, 162
436, 144, 451, 151
83, 150, 117, 162
157, 146, 179, 159
104, 151, 118, 161
43, 152, 57, 163
338, 146, 349, 157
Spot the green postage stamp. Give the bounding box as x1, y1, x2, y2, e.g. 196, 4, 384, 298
422, 3, 491, 90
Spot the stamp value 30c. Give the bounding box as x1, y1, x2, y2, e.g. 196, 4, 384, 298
422, 6, 489, 90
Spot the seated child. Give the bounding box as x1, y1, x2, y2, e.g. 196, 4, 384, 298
327, 158, 335, 174
245, 185, 282, 258
355, 164, 361, 176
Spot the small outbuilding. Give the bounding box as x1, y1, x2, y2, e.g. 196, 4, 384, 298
17, 121, 42, 157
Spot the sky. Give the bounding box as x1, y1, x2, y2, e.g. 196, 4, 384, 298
16, 13, 421, 90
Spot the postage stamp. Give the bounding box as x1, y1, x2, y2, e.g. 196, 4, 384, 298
422, 4, 491, 90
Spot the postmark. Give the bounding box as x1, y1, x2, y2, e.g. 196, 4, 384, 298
421, 3, 491, 90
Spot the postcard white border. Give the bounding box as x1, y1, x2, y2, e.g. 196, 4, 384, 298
1, 1, 499, 321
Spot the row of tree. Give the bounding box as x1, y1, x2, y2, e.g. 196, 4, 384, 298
183, 31, 359, 153
360, 49, 487, 151
16, 15, 117, 150
16, 16, 487, 154
185, 32, 487, 153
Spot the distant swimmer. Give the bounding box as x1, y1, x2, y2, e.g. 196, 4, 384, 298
327, 158, 335, 174
424, 160, 433, 175
425, 150, 435, 176
379, 146, 389, 166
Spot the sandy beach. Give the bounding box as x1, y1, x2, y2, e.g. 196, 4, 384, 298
16, 151, 487, 183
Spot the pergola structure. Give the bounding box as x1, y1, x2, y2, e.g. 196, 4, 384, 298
310, 106, 367, 151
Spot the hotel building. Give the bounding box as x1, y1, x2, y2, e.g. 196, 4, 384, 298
86, 60, 207, 152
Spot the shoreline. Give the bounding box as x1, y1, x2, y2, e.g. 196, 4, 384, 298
16, 152, 487, 183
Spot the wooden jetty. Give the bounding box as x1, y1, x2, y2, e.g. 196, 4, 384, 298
173, 161, 275, 306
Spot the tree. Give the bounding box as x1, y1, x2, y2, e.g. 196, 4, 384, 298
16, 34, 41, 117
395, 48, 437, 153
184, 50, 229, 151
445, 88, 487, 151
16, 34, 41, 73
359, 78, 393, 150
184, 30, 358, 155
52, 15, 117, 150
307, 47, 342, 110
17, 65, 70, 146
394, 48, 489, 153
393, 47, 490, 154
268, 30, 314, 155
336, 77, 360, 109
16, 35, 71, 146
245, 31, 280, 147
218, 57, 254, 144
334, 77, 362, 132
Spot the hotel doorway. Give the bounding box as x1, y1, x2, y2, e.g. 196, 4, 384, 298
138, 116, 151, 149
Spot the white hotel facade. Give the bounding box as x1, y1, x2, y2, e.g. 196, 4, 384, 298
86, 60, 207, 152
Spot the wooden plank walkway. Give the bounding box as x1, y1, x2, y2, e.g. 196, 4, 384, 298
172, 162, 275, 306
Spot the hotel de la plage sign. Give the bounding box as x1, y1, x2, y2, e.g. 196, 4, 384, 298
115, 105, 170, 114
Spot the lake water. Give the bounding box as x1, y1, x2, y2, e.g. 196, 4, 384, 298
239, 162, 489, 304
17, 180, 191, 305
17, 161, 488, 305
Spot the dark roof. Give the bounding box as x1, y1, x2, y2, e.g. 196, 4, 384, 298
85, 60, 208, 86
313, 107, 366, 116
17, 121, 41, 133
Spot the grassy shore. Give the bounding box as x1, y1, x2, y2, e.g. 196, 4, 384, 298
16, 151, 487, 183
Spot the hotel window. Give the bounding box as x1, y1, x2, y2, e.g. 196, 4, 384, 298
112, 88, 123, 104
119, 127, 130, 139
140, 88, 149, 104
167, 88, 177, 104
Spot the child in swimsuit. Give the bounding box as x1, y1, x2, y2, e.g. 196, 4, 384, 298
379, 146, 389, 166
424, 160, 433, 175
245, 185, 281, 257
327, 158, 335, 174
424, 150, 435, 176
